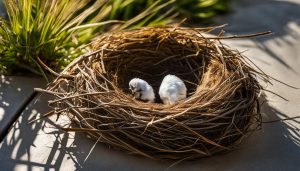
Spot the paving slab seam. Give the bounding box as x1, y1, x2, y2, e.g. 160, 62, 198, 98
0, 91, 38, 142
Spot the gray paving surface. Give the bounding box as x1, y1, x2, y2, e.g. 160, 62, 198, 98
0, 0, 300, 170
0, 76, 44, 140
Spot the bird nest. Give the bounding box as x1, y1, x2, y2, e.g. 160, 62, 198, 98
38, 26, 270, 160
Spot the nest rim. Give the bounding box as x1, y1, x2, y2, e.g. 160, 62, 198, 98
40, 25, 270, 160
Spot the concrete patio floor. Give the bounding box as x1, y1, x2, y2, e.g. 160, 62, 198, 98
0, 0, 299, 170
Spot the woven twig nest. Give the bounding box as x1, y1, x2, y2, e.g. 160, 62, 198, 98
40, 26, 268, 160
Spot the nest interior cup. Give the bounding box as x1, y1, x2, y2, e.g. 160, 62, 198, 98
46, 26, 263, 160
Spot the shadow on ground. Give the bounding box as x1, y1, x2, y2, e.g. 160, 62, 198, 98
214, 0, 300, 73
0, 94, 299, 171
0, 95, 66, 171
0, 76, 43, 141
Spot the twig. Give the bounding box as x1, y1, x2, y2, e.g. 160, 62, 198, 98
36, 57, 74, 79
206, 31, 273, 39
262, 116, 300, 123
